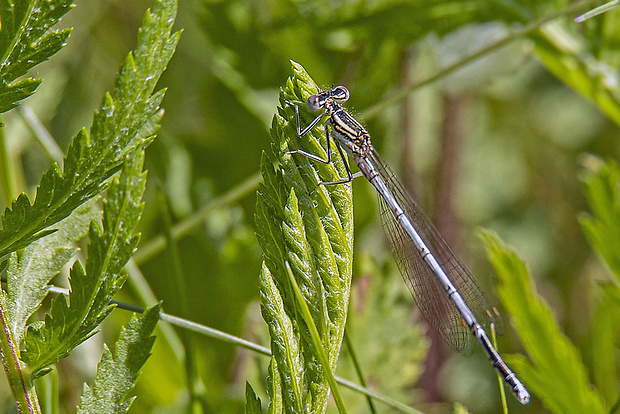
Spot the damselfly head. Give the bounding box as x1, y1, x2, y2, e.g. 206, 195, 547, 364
307, 86, 350, 112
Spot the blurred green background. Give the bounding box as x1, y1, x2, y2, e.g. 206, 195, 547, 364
1, 0, 619, 412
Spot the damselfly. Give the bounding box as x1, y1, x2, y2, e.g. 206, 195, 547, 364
284, 85, 530, 405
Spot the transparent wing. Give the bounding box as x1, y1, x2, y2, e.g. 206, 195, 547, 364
370, 150, 503, 354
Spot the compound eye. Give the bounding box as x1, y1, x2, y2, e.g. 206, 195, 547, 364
307, 94, 321, 111
333, 86, 350, 102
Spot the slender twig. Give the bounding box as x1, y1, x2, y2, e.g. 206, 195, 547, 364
133, 172, 261, 265
285, 261, 348, 413
360, 0, 595, 120
158, 189, 208, 410
42, 284, 424, 414
336, 376, 424, 414
124, 260, 185, 361
0, 114, 17, 205
17, 106, 64, 164
0, 295, 41, 413
491, 323, 509, 414
575, 0, 619, 22
344, 330, 377, 413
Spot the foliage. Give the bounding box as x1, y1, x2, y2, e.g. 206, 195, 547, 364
579, 157, 620, 408
255, 61, 354, 413
480, 229, 607, 413
245, 382, 263, 414
4, 198, 97, 347
20, 149, 148, 376
0, 0, 74, 113
479, 155, 620, 412
76, 303, 161, 414
0, 0, 179, 411
579, 158, 620, 279
0, 0, 179, 260
3, 0, 620, 412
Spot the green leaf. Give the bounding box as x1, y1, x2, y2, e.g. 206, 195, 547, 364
590, 282, 619, 406
258, 264, 305, 413
578, 158, 620, 406
479, 229, 606, 414
255, 61, 354, 413
3, 198, 97, 346
453, 402, 471, 414
266, 358, 283, 414
284, 260, 347, 413
0, 0, 180, 259
0, 0, 75, 113
578, 157, 620, 280
245, 382, 263, 414
20, 149, 147, 376
533, 25, 620, 126
76, 302, 161, 414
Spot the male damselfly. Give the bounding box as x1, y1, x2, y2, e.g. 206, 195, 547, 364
284, 85, 530, 405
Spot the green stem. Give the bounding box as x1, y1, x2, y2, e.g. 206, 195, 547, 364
162, 308, 425, 414
0, 115, 17, 206
133, 172, 260, 265
158, 189, 208, 413
575, 0, 619, 22
344, 330, 376, 414
0, 294, 41, 413
17, 106, 64, 164
360, 0, 595, 120
490, 323, 508, 414
38, 368, 58, 414
124, 260, 185, 362
46, 285, 423, 414
285, 262, 348, 414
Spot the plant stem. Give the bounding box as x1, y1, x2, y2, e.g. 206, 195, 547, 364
360, 0, 595, 120
575, 0, 619, 22
44, 285, 423, 414
344, 331, 377, 413
285, 261, 348, 414
491, 323, 509, 414
0, 114, 16, 206
17, 106, 64, 164
0, 294, 41, 413
132, 172, 261, 265
158, 189, 209, 412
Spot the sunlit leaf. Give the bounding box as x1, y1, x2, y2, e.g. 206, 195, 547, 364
266, 358, 284, 414
76, 303, 161, 414
0, 0, 74, 112
258, 263, 305, 413
579, 157, 620, 280
255, 61, 354, 413
480, 229, 606, 414
245, 382, 263, 414
20, 149, 147, 377
0, 0, 180, 260
3, 198, 97, 346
